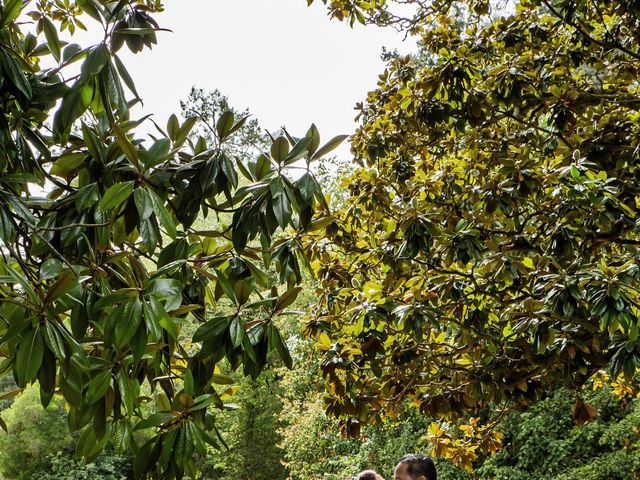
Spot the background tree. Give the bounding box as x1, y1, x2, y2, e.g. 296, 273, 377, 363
0, 386, 132, 480
179, 87, 269, 160
304, 0, 640, 458
198, 372, 287, 480
477, 384, 640, 480
0, 385, 71, 479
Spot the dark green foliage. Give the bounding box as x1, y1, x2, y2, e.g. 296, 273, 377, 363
479, 388, 640, 480
0, 386, 71, 479
0, 385, 132, 479
0, 2, 345, 477
28, 452, 132, 480
179, 87, 269, 158
199, 371, 288, 480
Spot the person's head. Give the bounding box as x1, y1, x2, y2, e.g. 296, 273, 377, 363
393, 454, 437, 480
356, 470, 384, 480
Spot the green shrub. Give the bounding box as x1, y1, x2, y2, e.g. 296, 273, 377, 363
28, 453, 132, 480
0, 386, 71, 479
478, 388, 640, 480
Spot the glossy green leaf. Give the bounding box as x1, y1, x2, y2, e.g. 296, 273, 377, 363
113, 53, 140, 99
229, 317, 244, 348
117, 371, 134, 415
175, 117, 197, 146
305, 123, 321, 156
148, 189, 176, 239
267, 324, 292, 369
143, 138, 171, 169
81, 44, 108, 79
216, 111, 234, 140
43, 322, 66, 360
75, 183, 100, 211
167, 114, 179, 140
42, 17, 61, 62
0, 0, 23, 27
113, 124, 140, 167
53, 84, 88, 137
114, 297, 143, 348
270, 177, 291, 228
285, 136, 313, 164
77, 0, 103, 22
40, 259, 63, 280
173, 426, 194, 471
85, 370, 112, 404
0, 49, 31, 99
193, 315, 229, 342
271, 136, 289, 163
81, 123, 105, 163
15, 327, 44, 386
311, 134, 348, 160
43, 270, 75, 304
274, 286, 302, 311
134, 187, 154, 220
134, 413, 175, 430
100, 181, 134, 211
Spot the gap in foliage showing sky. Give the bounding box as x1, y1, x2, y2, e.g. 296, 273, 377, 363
117, 0, 414, 158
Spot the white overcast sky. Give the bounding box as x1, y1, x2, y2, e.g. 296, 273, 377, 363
114, 0, 414, 156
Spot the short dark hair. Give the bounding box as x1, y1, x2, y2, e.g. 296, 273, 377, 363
398, 454, 437, 480
357, 470, 378, 480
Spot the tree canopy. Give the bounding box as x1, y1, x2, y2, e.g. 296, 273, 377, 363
305, 0, 640, 444
0, 1, 345, 478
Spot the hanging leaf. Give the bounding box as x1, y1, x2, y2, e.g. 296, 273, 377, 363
229, 317, 244, 348
267, 324, 292, 369
148, 189, 177, 239
270, 177, 291, 228
43, 270, 75, 304
114, 297, 143, 348
0, 49, 32, 100
15, 327, 44, 387
134, 413, 176, 431
81, 44, 108, 79
85, 370, 112, 405
0, 0, 23, 27
134, 187, 154, 220
100, 181, 134, 211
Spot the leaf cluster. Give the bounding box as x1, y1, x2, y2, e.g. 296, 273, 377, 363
0, 1, 345, 477
306, 0, 640, 436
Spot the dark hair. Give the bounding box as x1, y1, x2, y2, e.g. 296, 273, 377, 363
398, 454, 437, 480
357, 470, 378, 480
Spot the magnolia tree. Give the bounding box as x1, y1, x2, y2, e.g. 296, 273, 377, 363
304, 0, 640, 465
0, 1, 344, 478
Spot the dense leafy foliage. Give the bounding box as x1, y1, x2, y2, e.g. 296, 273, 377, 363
31, 454, 132, 480
305, 0, 640, 448
199, 372, 288, 480
281, 355, 640, 480
0, 1, 347, 477
0, 385, 71, 479
0, 384, 132, 480
478, 386, 640, 480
